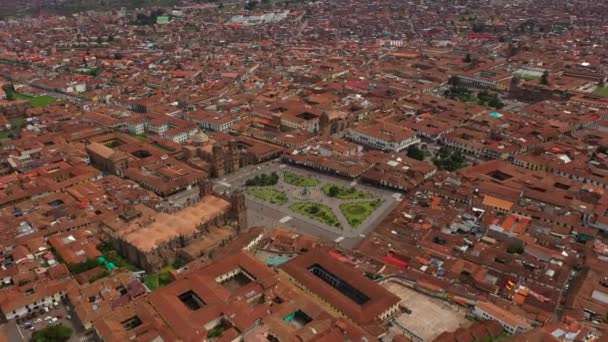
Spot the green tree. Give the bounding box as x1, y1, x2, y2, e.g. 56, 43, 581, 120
433, 147, 465, 171
487, 95, 504, 109
541, 70, 549, 85
31, 324, 73, 342
507, 241, 524, 254
407, 145, 425, 161
327, 185, 339, 197
307, 205, 320, 214
68, 258, 99, 274
2, 83, 16, 101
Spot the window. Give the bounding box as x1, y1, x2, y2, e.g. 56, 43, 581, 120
178, 290, 206, 311
121, 316, 142, 331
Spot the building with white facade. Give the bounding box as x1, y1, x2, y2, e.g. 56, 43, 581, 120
473, 301, 531, 335
346, 121, 420, 152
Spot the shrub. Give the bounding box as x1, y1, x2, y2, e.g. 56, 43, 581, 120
32, 324, 73, 342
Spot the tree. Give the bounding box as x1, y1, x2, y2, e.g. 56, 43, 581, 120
270, 172, 279, 184
507, 241, 524, 254
488, 95, 504, 109
2, 83, 16, 101
327, 185, 339, 197
407, 145, 425, 161
307, 205, 320, 214
31, 324, 73, 342
218, 2, 224, 9
68, 258, 99, 274
541, 70, 549, 85
433, 147, 465, 172
463, 53, 472, 63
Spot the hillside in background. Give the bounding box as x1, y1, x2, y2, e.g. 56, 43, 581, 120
0, 0, 180, 19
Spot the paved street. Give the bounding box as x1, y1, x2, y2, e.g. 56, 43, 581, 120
216, 161, 400, 249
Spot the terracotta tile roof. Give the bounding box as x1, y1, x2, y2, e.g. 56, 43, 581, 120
279, 248, 400, 326
122, 195, 230, 252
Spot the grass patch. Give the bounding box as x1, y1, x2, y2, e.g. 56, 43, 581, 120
593, 87, 608, 97
283, 171, 319, 187
246, 187, 287, 204
14, 93, 58, 107
0, 131, 11, 140
246, 172, 279, 186
290, 202, 340, 227
322, 184, 374, 200
103, 250, 140, 272
97, 243, 140, 272
340, 200, 383, 228
144, 266, 174, 290
145, 273, 159, 290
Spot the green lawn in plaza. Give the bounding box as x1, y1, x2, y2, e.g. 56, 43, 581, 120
322, 183, 375, 200
290, 202, 340, 227
283, 171, 319, 187
340, 200, 383, 228
246, 187, 288, 205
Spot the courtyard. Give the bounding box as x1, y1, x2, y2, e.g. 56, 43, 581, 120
383, 281, 472, 341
